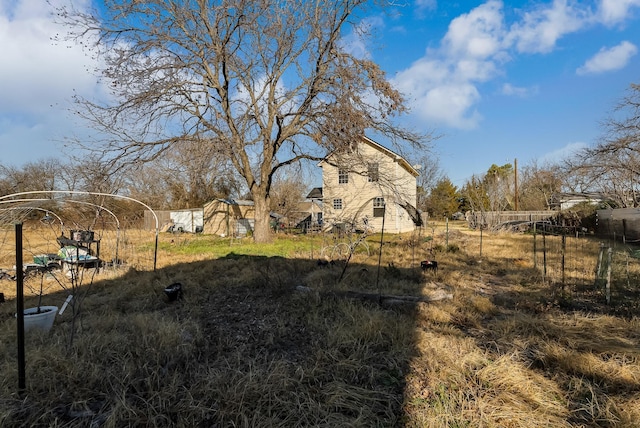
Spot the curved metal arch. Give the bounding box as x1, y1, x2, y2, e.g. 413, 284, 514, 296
0, 205, 64, 228
0, 191, 159, 270
0, 198, 120, 229
0, 198, 124, 265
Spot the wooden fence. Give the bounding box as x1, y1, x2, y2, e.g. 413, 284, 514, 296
143, 210, 172, 231
466, 211, 554, 230
596, 208, 640, 244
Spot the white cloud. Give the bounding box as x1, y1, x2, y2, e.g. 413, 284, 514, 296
415, 0, 437, 13
0, 0, 102, 164
442, 0, 505, 59
577, 41, 638, 75
508, 0, 588, 54
421, 84, 482, 129
393, 58, 484, 129
540, 141, 587, 163
339, 16, 385, 59
0, 0, 98, 113
501, 83, 538, 97
390, 0, 640, 130
598, 0, 640, 25
389, 25, 407, 34
391, 1, 505, 129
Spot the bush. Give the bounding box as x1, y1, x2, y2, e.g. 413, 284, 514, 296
446, 244, 460, 253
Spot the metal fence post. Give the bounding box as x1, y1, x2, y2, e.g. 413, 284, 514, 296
15, 223, 25, 392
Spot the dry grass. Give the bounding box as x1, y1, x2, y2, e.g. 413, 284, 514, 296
0, 220, 639, 427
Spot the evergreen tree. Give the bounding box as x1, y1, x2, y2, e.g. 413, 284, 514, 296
427, 177, 460, 218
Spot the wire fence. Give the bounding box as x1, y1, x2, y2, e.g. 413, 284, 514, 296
0, 212, 157, 277
424, 221, 640, 310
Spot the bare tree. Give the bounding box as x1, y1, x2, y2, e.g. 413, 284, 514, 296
123, 139, 242, 209
565, 149, 639, 207
123, 163, 174, 210
459, 163, 514, 229
269, 170, 309, 225
413, 154, 443, 213
517, 161, 563, 210
59, 0, 428, 242
563, 83, 640, 207
0, 159, 65, 195
460, 174, 488, 211
0, 172, 11, 196
74, 155, 125, 195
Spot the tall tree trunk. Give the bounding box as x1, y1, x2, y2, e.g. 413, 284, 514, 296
252, 192, 273, 243
60, 0, 429, 220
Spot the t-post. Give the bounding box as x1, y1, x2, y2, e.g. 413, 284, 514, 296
15, 223, 25, 392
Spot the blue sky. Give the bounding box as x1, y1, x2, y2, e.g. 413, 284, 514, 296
1, 0, 640, 188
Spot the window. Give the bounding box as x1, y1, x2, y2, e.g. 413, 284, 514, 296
333, 199, 343, 210
368, 163, 379, 182
373, 197, 385, 217
338, 168, 348, 184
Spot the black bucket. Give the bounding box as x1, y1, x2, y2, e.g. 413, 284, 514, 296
164, 283, 183, 302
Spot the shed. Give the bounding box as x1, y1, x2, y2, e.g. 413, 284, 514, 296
170, 208, 204, 233
203, 199, 256, 236
143, 208, 203, 232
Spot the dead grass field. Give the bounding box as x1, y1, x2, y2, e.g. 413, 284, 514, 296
0, 221, 639, 427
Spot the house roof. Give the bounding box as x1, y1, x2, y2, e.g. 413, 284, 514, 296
306, 187, 323, 199
296, 200, 323, 212
321, 136, 419, 177
553, 192, 608, 201
209, 198, 255, 206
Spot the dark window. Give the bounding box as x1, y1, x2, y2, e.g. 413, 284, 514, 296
373, 197, 385, 217
368, 163, 379, 182
333, 199, 343, 210
338, 168, 348, 184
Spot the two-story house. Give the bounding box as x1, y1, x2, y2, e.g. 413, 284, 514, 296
319, 136, 420, 233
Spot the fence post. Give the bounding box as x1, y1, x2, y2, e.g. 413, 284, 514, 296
15, 223, 25, 393
445, 217, 449, 248
541, 229, 547, 283
596, 243, 605, 282
606, 247, 613, 304
533, 218, 537, 269
561, 227, 566, 290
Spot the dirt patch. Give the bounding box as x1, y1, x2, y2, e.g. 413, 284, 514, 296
195, 283, 315, 365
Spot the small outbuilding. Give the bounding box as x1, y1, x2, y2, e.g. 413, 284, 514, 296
170, 208, 204, 233
144, 208, 203, 233
203, 199, 256, 236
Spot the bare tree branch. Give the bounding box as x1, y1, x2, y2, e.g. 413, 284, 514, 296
58, 0, 432, 241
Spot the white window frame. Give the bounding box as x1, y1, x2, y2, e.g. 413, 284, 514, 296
373, 197, 385, 217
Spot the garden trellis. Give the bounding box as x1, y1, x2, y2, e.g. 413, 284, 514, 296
0, 191, 160, 273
